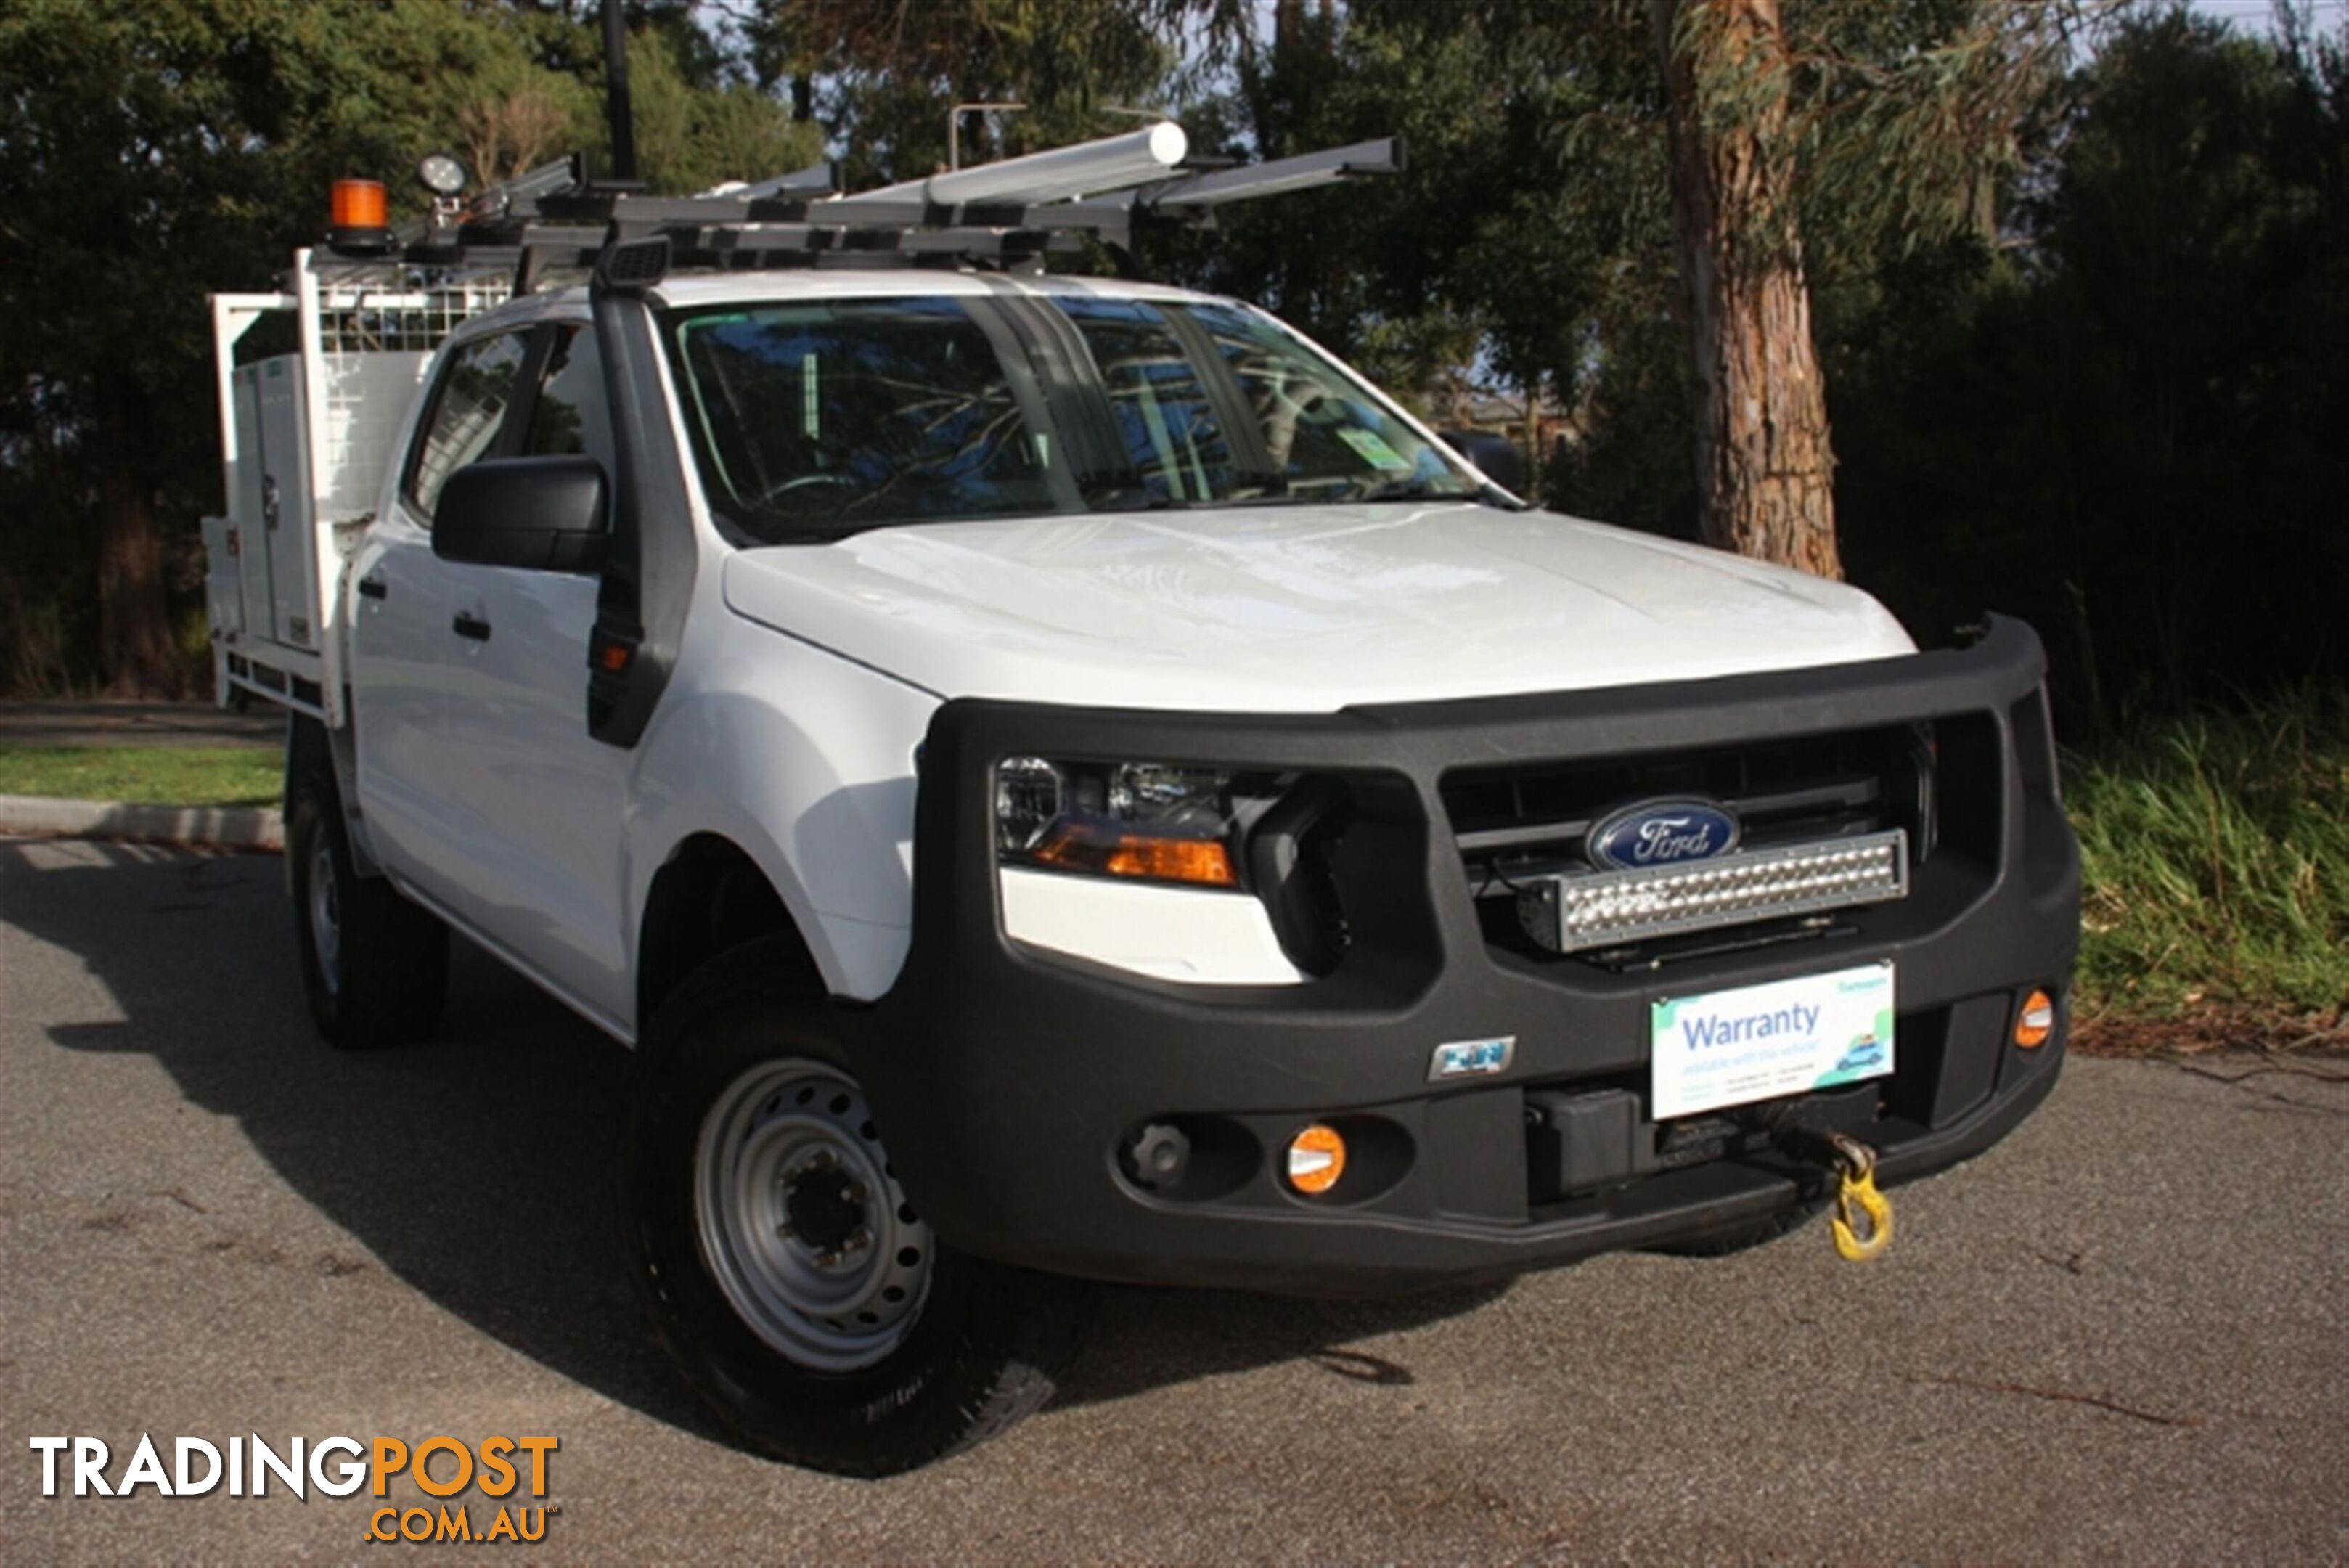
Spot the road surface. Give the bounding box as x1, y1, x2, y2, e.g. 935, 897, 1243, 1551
3, 836, 2343, 1561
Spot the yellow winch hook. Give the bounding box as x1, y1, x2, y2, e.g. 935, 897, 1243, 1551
1824, 1132, 1893, 1262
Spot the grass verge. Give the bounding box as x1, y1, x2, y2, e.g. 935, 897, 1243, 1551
2067, 687, 2348, 1053
1, 702, 2337, 1053
0, 746, 282, 809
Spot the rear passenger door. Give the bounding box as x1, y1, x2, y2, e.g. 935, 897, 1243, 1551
351, 325, 531, 906
438, 323, 633, 1021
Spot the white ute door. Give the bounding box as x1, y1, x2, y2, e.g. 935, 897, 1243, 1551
433, 324, 632, 1020
352, 327, 532, 914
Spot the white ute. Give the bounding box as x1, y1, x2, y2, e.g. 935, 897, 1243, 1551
203, 130, 2080, 1475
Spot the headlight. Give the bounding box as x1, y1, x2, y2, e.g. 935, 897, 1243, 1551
996, 756, 1260, 889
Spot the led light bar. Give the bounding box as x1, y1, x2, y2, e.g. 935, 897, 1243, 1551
1519, 830, 1910, 955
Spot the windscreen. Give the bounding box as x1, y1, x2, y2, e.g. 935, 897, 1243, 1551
1055, 296, 1478, 507
670, 298, 1053, 540
667, 292, 1481, 544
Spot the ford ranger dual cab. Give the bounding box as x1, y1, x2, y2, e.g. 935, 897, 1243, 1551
201, 137, 2080, 1477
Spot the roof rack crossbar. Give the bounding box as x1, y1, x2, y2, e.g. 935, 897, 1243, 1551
473, 155, 589, 220
1148, 137, 1403, 211
724, 161, 845, 202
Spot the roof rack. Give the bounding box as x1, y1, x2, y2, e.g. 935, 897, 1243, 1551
319, 127, 1402, 291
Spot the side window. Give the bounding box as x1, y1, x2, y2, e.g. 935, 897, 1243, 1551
523, 326, 617, 473
405, 330, 528, 522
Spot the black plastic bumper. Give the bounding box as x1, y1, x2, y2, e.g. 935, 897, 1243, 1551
859, 617, 2082, 1295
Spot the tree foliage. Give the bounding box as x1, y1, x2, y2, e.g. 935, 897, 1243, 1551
1828, 8, 2349, 722
731, 0, 1189, 181
0, 0, 811, 693
0, 0, 2337, 717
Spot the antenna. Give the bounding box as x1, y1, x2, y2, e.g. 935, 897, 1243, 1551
602, 1, 637, 183
948, 102, 1027, 172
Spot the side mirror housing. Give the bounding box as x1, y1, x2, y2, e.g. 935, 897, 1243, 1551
431, 456, 608, 573
1437, 429, 1527, 496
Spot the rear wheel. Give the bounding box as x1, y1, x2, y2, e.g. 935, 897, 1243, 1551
287, 771, 447, 1048
621, 936, 1090, 1477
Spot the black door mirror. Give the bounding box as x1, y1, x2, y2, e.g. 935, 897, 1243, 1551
432, 456, 608, 573
1437, 429, 1527, 495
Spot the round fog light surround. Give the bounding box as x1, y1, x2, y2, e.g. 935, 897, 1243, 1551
2015, 989, 2056, 1048
1286, 1124, 1347, 1195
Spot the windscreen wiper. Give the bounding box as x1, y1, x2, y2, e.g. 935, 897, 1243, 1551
1084, 482, 1193, 511
1355, 475, 1521, 509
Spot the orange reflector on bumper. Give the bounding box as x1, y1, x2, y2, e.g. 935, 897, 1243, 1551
1286, 1124, 1347, 1194
2015, 989, 2056, 1048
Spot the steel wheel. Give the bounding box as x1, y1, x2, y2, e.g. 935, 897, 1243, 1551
285, 757, 446, 1050
307, 838, 342, 999
692, 1059, 932, 1373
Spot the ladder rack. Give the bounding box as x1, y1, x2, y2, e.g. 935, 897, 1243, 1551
320, 131, 1402, 291
205, 126, 1401, 723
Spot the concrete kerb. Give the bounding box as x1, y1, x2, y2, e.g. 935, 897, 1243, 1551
0, 794, 284, 852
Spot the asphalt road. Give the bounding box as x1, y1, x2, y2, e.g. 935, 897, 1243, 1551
4, 836, 2345, 1563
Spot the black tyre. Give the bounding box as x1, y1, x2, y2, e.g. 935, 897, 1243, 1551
287, 769, 448, 1048
621, 936, 1091, 1477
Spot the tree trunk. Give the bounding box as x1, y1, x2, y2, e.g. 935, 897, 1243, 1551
95, 399, 176, 696
1649, 0, 1843, 579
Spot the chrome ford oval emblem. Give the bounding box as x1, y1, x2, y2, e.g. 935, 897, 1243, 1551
1586, 798, 1741, 870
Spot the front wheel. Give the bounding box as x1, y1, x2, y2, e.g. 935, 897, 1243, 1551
620, 936, 1090, 1477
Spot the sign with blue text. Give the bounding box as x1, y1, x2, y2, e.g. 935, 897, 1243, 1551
1650, 962, 1895, 1119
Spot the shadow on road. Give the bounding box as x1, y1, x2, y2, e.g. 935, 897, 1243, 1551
2, 839, 1505, 1447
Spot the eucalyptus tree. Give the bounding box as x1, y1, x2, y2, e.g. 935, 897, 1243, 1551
1643, 0, 2110, 574
1168, 0, 2111, 578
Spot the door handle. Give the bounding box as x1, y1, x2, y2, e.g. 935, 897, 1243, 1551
357, 573, 387, 601
452, 612, 492, 642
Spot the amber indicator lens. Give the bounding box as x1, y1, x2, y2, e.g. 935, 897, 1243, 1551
2014, 989, 2056, 1048
1286, 1124, 1347, 1194
1029, 822, 1237, 886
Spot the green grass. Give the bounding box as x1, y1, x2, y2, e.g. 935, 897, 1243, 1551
1, 701, 2337, 1042
0, 746, 282, 808
2067, 687, 2349, 1036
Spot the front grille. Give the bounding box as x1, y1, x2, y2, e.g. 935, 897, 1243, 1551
1443, 724, 1935, 961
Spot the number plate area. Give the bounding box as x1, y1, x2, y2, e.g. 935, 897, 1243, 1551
1649, 962, 1895, 1119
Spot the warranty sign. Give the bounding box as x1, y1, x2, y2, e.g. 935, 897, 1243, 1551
1650, 962, 1896, 1119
